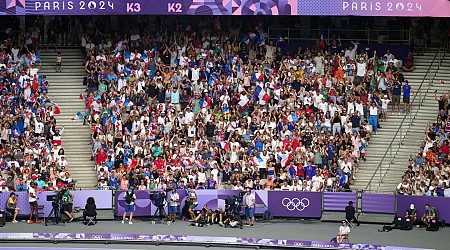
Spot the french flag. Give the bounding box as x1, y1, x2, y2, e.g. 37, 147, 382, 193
248, 32, 258, 41
53, 106, 61, 115
25, 110, 33, 118
279, 153, 292, 167
252, 155, 263, 166
50, 101, 60, 114
219, 142, 229, 150
181, 153, 192, 167
115, 98, 124, 106
242, 36, 250, 45
257, 39, 265, 47
94, 124, 103, 133
44, 144, 51, 155
254, 85, 270, 102
238, 95, 249, 110
123, 99, 134, 107
12, 129, 19, 137
71, 112, 84, 120
277, 36, 286, 43
27, 95, 36, 102
286, 113, 299, 122
114, 52, 121, 60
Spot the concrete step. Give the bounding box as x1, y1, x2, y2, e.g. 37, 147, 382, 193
42, 48, 96, 189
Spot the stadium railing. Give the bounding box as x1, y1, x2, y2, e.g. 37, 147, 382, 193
364, 48, 444, 193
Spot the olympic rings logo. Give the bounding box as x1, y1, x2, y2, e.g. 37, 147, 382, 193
281, 198, 310, 211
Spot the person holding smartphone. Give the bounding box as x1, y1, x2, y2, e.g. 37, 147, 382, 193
6, 193, 20, 223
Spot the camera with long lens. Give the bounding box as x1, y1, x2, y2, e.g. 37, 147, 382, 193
46, 187, 67, 207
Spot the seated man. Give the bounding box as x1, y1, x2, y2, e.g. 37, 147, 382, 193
421, 204, 437, 228
337, 220, 350, 243
405, 204, 417, 223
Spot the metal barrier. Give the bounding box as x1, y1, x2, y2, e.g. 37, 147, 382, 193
364, 49, 443, 193
268, 27, 412, 44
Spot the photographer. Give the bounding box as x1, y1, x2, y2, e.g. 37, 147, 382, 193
62, 187, 74, 222
243, 188, 255, 227
194, 205, 214, 226
214, 206, 225, 227
122, 187, 136, 224
186, 187, 198, 220
7, 193, 20, 223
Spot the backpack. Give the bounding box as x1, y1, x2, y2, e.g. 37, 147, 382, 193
125, 191, 134, 204
263, 210, 273, 220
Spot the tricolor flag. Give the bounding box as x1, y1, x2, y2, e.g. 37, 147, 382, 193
199, 97, 208, 108
242, 36, 250, 45
53, 105, 61, 115
254, 85, 270, 102
238, 95, 249, 110
12, 129, 19, 137
114, 52, 121, 60
248, 32, 258, 41
25, 110, 32, 118
27, 95, 36, 102
71, 112, 84, 120
114, 98, 124, 106
257, 39, 265, 47
279, 153, 292, 167
277, 35, 286, 43
50, 101, 60, 115
219, 142, 229, 150
44, 144, 51, 155
94, 124, 103, 133
252, 155, 264, 166
123, 99, 134, 107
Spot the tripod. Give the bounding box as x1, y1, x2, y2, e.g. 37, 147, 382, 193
45, 201, 64, 226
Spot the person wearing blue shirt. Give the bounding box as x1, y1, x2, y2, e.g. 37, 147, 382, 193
402, 80, 413, 113
170, 84, 181, 112
325, 142, 337, 166
304, 161, 317, 180
105, 156, 114, 171
255, 140, 263, 152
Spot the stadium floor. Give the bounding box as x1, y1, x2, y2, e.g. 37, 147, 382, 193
0, 219, 445, 250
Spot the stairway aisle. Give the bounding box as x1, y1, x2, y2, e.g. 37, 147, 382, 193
40, 48, 97, 189
353, 51, 442, 192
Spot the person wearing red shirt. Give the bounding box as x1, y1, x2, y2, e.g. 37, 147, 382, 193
296, 163, 305, 181
439, 140, 449, 157
282, 135, 291, 151
96, 148, 107, 166
154, 156, 164, 175
304, 104, 313, 117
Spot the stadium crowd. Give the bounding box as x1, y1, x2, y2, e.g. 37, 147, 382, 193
397, 91, 450, 196
0, 23, 75, 193
80, 17, 414, 193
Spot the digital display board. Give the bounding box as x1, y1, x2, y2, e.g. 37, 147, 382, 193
1, 0, 449, 16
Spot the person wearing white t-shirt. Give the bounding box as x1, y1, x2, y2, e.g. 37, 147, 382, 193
168, 188, 180, 222
337, 220, 351, 243
28, 182, 40, 224
380, 95, 391, 121
368, 102, 379, 134
311, 171, 324, 191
